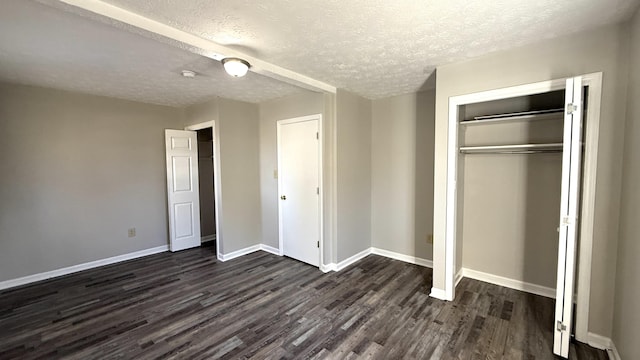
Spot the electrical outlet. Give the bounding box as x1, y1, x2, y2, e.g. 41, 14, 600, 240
128, 228, 136, 238
427, 234, 433, 244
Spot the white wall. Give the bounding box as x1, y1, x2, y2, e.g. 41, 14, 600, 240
613, 9, 640, 358
258, 91, 325, 249
432, 23, 629, 337
336, 89, 372, 262
371, 91, 435, 261
0, 82, 185, 281
185, 97, 262, 254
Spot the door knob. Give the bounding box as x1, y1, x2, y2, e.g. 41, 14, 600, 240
280, 195, 287, 200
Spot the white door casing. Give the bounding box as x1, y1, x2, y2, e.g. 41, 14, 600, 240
277, 116, 321, 267
438, 77, 567, 302
439, 73, 602, 348
165, 129, 201, 252
553, 77, 584, 358
185, 121, 223, 260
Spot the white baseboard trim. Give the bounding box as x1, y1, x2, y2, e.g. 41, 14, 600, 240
335, 248, 372, 271
430, 287, 448, 300
587, 332, 620, 360
218, 244, 261, 262
460, 268, 556, 299
370, 248, 433, 268
608, 340, 621, 360
321, 247, 434, 273
587, 332, 613, 350
260, 244, 282, 256
0, 245, 169, 291
455, 269, 464, 287
201, 234, 216, 243
320, 263, 336, 273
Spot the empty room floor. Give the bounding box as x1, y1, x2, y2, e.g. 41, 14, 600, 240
0, 245, 606, 359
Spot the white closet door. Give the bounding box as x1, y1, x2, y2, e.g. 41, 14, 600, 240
277, 117, 320, 267
165, 129, 202, 252
553, 76, 584, 358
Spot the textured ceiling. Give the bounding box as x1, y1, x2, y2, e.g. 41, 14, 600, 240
2, 0, 639, 106
102, 0, 640, 99
0, 0, 305, 107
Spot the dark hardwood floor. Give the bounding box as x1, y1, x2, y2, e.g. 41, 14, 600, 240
0, 244, 607, 359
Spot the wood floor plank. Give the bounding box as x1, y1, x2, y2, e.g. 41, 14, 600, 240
0, 244, 606, 359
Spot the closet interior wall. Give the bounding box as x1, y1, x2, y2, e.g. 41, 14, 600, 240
197, 128, 216, 240
457, 90, 567, 290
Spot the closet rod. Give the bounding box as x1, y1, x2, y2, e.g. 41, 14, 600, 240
460, 109, 564, 125
460, 143, 563, 154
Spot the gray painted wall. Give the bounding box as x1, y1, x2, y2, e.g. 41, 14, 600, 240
323, 93, 338, 265
460, 115, 563, 289
0, 82, 184, 281
185, 99, 219, 126
432, 23, 629, 337
336, 89, 372, 262
371, 91, 435, 261
258, 91, 325, 249
184, 98, 262, 254
613, 9, 640, 359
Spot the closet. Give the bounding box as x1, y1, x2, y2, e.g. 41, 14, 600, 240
441, 74, 602, 358
459, 89, 566, 290
197, 128, 216, 244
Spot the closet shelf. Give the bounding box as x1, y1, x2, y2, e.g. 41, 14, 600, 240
460, 143, 563, 154
460, 108, 564, 125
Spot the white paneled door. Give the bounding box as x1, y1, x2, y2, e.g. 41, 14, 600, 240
277, 116, 320, 267
553, 77, 584, 358
165, 129, 201, 252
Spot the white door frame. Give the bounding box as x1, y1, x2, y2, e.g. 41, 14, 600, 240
436, 73, 602, 343
574, 73, 602, 342
276, 114, 324, 268
554, 77, 584, 357
185, 120, 223, 261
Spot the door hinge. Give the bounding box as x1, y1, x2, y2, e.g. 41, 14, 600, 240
317, 241, 320, 248
561, 216, 575, 226
556, 321, 567, 332
316, 187, 319, 195
316, 132, 319, 139
566, 103, 578, 115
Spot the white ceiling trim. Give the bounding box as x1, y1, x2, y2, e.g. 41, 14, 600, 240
55, 0, 337, 94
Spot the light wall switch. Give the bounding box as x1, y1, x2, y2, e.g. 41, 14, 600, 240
128, 228, 136, 238
273, 169, 278, 179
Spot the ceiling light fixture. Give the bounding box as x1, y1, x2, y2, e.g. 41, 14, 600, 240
221, 57, 250, 77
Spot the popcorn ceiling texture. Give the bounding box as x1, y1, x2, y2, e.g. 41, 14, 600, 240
3, 0, 639, 105
102, 0, 640, 99
0, 0, 304, 107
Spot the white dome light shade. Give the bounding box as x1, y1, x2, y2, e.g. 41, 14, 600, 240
221, 57, 250, 77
